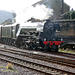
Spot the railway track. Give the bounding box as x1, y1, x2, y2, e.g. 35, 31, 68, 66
49, 52, 75, 58
0, 46, 75, 75
0, 50, 67, 75
0, 47, 75, 67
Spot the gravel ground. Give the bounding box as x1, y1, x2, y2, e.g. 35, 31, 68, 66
0, 60, 45, 75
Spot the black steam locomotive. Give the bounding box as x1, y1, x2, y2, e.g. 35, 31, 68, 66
0, 19, 75, 52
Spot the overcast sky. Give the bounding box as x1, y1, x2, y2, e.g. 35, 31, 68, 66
0, 0, 74, 12
0, 0, 41, 13
64, 0, 75, 10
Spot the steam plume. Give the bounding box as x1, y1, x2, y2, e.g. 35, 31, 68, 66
16, 4, 53, 23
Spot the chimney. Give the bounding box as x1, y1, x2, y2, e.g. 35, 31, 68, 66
61, 0, 64, 14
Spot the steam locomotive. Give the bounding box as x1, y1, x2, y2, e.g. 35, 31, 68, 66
0, 19, 75, 52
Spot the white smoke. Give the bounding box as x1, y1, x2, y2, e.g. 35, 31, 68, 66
16, 4, 53, 23
0, 0, 53, 24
